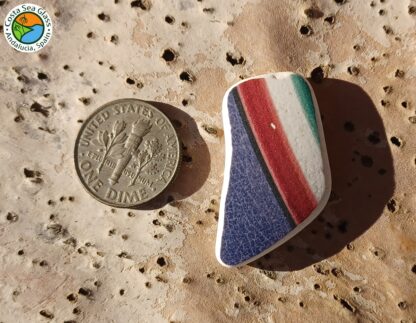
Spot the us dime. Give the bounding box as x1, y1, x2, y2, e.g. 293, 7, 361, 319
74, 99, 181, 208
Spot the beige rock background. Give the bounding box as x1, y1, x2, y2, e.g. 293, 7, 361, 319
1, 0, 416, 322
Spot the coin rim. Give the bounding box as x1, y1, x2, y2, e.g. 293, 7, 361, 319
74, 98, 181, 208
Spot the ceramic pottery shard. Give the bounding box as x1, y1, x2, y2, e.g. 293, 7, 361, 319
216, 72, 331, 267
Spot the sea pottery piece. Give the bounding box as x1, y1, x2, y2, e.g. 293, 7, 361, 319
216, 72, 331, 267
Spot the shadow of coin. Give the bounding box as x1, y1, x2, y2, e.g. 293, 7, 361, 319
134, 101, 211, 210
249, 78, 394, 271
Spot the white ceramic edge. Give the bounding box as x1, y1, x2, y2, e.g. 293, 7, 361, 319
215, 72, 332, 268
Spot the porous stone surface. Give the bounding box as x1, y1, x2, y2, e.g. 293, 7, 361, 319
0, 0, 415, 322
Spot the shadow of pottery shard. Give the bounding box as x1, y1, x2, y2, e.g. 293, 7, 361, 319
216, 72, 331, 267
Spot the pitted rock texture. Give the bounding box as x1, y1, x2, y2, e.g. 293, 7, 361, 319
0, 0, 415, 322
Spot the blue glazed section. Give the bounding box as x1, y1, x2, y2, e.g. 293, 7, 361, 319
220, 91, 294, 266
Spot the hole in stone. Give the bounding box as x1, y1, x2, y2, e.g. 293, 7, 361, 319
30, 101, 49, 117
182, 276, 192, 284
24, 168, 40, 178
339, 298, 356, 312
383, 25, 393, 34
39, 260, 48, 267
383, 85, 392, 94
381, 99, 390, 107
136, 81, 144, 88
18, 249, 24, 255
390, 136, 401, 147
324, 16, 335, 24
157, 257, 166, 266
119, 289, 125, 295
314, 283, 321, 290
126, 78, 135, 85
6, 212, 18, 222
179, 71, 195, 83
39, 310, 54, 319
226, 52, 245, 66
118, 251, 131, 259
395, 69, 405, 78
182, 99, 188, 106
78, 287, 93, 298
334, 0, 346, 4
77, 247, 87, 254
387, 199, 396, 212
131, 0, 150, 10
401, 101, 408, 108
73, 307, 81, 315
98, 13, 110, 21
165, 15, 175, 24
310, 66, 325, 83
67, 293, 77, 302
299, 25, 313, 36
79, 97, 91, 105
398, 301, 408, 310
87, 31, 94, 38
202, 124, 218, 136
110, 35, 119, 44
162, 48, 176, 62
37, 72, 48, 80
347, 66, 360, 76
203, 7, 215, 14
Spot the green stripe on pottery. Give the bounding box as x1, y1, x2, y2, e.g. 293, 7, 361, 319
290, 74, 320, 143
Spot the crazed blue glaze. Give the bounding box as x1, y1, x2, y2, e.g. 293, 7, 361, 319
219, 91, 294, 266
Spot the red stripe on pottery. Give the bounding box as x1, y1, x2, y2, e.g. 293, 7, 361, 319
237, 79, 317, 224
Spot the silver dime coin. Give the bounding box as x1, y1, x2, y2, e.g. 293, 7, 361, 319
74, 99, 181, 207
